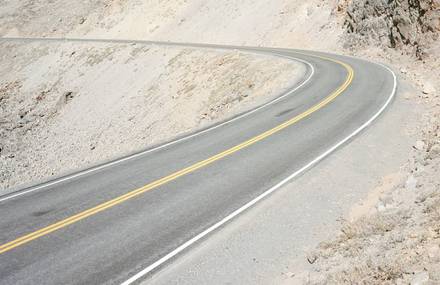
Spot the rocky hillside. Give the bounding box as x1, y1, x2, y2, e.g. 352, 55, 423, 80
296, 1, 440, 284
343, 0, 440, 58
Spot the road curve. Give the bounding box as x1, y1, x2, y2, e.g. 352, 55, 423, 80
0, 38, 396, 285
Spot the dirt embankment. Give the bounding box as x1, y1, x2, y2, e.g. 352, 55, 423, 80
0, 42, 304, 190
0, 0, 120, 37
295, 1, 440, 284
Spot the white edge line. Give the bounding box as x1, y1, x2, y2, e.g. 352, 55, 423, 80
121, 63, 397, 285
0, 54, 314, 203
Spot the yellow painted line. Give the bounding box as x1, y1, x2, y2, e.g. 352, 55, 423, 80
0, 54, 354, 255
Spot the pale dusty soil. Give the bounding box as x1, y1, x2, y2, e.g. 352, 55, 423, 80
0, 41, 303, 190
297, 45, 440, 285
0, 0, 345, 191
0, 0, 115, 37
0, 0, 343, 51
294, 0, 440, 282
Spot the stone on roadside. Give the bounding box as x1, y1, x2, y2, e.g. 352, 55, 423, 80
405, 175, 418, 191
376, 201, 387, 212
428, 144, 440, 159
427, 244, 440, 260
414, 140, 425, 151
403, 91, 413, 100
289, 271, 311, 283
410, 271, 429, 285
422, 82, 436, 95
306, 252, 318, 264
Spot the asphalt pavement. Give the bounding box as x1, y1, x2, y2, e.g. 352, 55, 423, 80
0, 38, 396, 285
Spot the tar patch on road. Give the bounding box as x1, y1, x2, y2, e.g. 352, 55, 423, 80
276, 107, 300, 117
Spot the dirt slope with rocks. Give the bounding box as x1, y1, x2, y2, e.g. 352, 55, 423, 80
0, 0, 116, 37
0, 0, 344, 51
0, 40, 303, 190
292, 1, 440, 284
343, 0, 440, 58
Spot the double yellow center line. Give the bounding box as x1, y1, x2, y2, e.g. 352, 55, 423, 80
0, 54, 354, 255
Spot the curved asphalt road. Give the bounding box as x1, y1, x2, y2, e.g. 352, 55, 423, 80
0, 38, 396, 285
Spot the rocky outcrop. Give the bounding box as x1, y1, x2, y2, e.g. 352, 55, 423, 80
343, 0, 440, 58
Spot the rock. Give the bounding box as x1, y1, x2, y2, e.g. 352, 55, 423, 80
306, 252, 318, 264
415, 193, 428, 203
405, 175, 418, 191
428, 144, 440, 159
377, 201, 387, 212
403, 91, 413, 100
57, 91, 75, 108
378, 195, 395, 210
285, 271, 295, 278
427, 244, 440, 260
422, 82, 436, 95
414, 140, 425, 151
410, 271, 429, 285
289, 271, 310, 283
414, 152, 428, 166
64, 91, 74, 103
